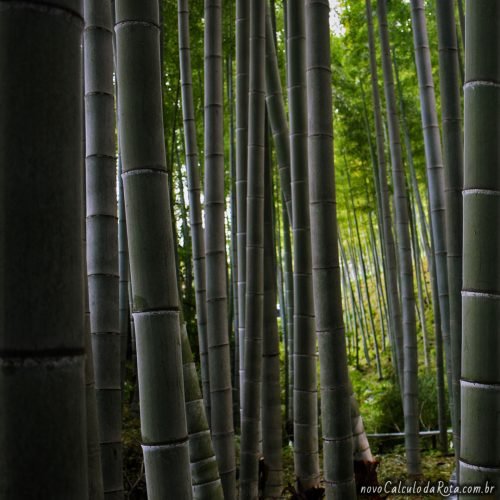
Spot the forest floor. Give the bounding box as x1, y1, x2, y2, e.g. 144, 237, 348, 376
123, 405, 455, 499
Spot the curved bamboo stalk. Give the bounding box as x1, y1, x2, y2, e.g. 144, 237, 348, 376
180, 323, 223, 499
305, 1, 356, 497
178, 0, 211, 420
115, 1, 192, 497
460, 0, 500, 491
204, 1, 237, 497
0, 1, 87, 496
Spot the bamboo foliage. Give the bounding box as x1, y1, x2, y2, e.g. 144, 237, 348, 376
115, 1, 192, 497
178, 0, 211, 419
204, 1, 236, 497
460, 0, 500, 492
0, 1, 87, 496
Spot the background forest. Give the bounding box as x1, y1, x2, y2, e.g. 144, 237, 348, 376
1, 0, 497, 499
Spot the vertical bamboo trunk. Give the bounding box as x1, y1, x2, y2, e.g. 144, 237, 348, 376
305, 1, 356, 497
84, 1, 123, 496
115, 1, 192, 497
368, 214, 389, 351
409, 0, 455, 439
282, 193, 294, 427
180, 323, 223, 499
377, 0, 421, 478
0, 1, 87, 496
265, 5, 292, 224
408, 194, 431, 370
339, 238, 369, 367
460, 0, 500, 492
429, 231, 448, 454
392, 50, 432, 263
178, 0, 211, 420
118, 155, 130, 394
204, 1, 237, 497
85, 277, 105, 499
240, 0, 266, 497
262, 145, 283, 499
346, 238, 371, 365
435, 0, 463, 458
288, 0, 320, 488
228, 53, 240, 426
84, 145, 105, 500
236, 0, 250, 412
365, 0, 404, 389
347, 172, 382, 379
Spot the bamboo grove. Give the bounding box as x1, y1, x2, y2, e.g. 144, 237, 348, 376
1, 0, 499, 499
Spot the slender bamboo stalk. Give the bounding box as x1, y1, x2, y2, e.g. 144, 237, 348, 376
288, 0, 320, 489
240, 0, 266, 496
460, 1, 500, 491
367, 213, 389, 351
265, 6, 292, 224
346, 237, 371, 365
115, 1, 192, 496
118, 155, 130, 395
435, 0, 463, 458
0, 1, 87, 496
339, 238, 369, 366
203, 1, 237, 497
429, 230, 448, 454
410, 0, 454, 443
377, 0, 421, 478
408, 192, 430, 370
282, 192, 294, 427
84, 1, 123, 495
84, 157, 105, 500
262, 145, 283, 499
305, 1, 356, 496
236, 0, 250, 414
392, 48, 432, 263
366, 0, 404, 390
228, 53, 240, 426
347, 172, 382, 379
456, 0, 465, 48
178, 0, 211, 420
